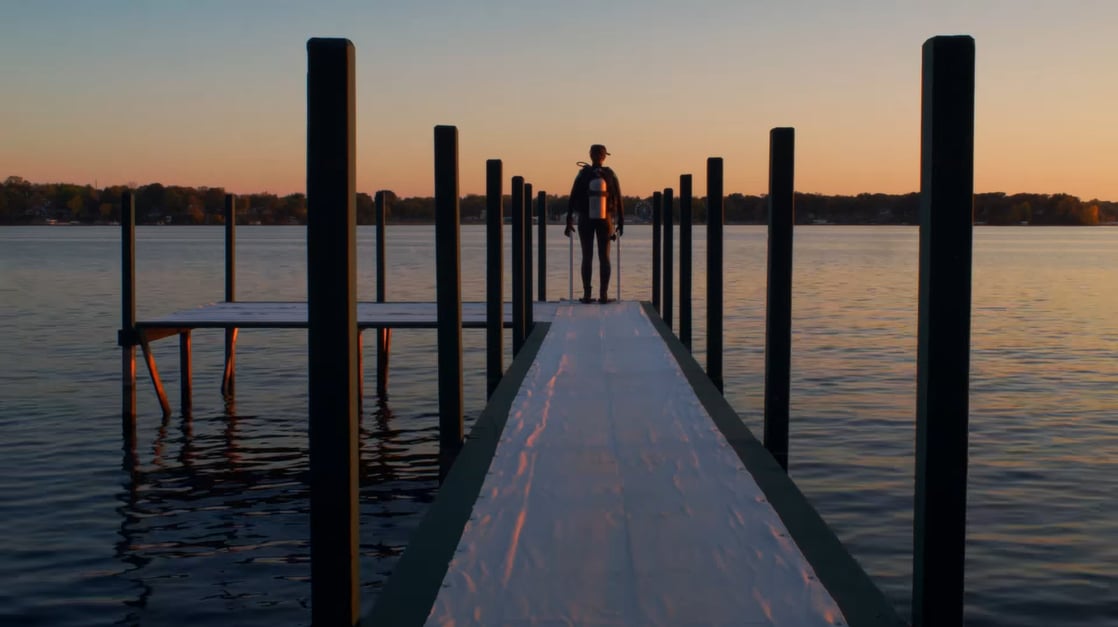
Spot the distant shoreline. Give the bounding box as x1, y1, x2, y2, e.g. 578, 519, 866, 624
6, 221, 1118, 227
6, 176, 1113, 226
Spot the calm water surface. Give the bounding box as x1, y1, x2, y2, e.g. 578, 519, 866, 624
0, 225, 1115, 626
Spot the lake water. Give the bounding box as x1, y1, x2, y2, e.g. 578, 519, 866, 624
0, 225, 1114, 626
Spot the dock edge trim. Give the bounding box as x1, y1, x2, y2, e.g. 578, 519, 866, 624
641, 301, 906, 627
364, 321, 552, 626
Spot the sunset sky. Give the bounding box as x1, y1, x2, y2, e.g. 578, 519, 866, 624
2, 1, 1115, 200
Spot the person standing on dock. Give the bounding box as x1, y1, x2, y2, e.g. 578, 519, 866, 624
566, 143, 624, 303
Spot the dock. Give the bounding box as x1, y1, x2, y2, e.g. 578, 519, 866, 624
116, 34, 976, 626
369, 301, 898, 626
120, 301, 560, 419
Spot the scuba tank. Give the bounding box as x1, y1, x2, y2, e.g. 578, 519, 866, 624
588, 168, 608, 220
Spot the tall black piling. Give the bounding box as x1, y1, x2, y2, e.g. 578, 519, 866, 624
662, 187, 674, 330
486, 160, 503, 398
913, 35, 975, 627
680, 174, 693, 351
652, 191, 662, 313
120, 191, 136, 433
434, 125, 464, 477
524, 183, 533, 329
764, 128, 795, 472
375, 190, 392, 398
179, 331, 192, 417
221, 194, 237, 401
511, 176, 525, 355
537, 190, 547, 302
305, 37, 359, 625
707, 157, 724, 393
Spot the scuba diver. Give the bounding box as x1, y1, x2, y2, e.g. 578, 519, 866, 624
566, 144, 624, 303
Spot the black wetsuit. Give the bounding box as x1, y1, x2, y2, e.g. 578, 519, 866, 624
567, 165, 624, 300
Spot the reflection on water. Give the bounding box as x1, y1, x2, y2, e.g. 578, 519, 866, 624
114, 402, 311, 624
110, 395, 441, 625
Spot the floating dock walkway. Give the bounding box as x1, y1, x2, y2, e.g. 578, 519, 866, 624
368, 301, 900, 626
118, 34, 976, 625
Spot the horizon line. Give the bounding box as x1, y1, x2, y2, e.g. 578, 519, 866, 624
6, 176, 1117, 205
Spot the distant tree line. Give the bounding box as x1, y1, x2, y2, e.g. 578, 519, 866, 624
2, 176, 1115, 226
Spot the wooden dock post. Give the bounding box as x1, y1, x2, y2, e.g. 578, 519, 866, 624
651, 191, 661, 313
435, 125, 464, 476
120, 191, 137, 435
221, 194, 237, 400
913, 34, 974, 627
511, 176, 525, 355
707, 157, 724, 393
486, 160, 504, 398
662, 187, 674, 330
306, 36, 359, 625
115, 189, 171, 420
375, 190, 392, 398
764, 128, 795, 472
537, 190, 547, 302
139, 333, 172, 417
679, 174, 693, 351
524, 183, 533, 329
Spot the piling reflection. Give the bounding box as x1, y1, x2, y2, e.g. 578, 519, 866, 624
179, 409, 195, 470
116, 438, 152, 621
113, 396, 442, 624
360, 396, 441, 572
223, 399, 242, 469
150, 412, 171, 467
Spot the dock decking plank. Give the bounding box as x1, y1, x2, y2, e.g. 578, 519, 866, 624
423, 301, 846, 626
